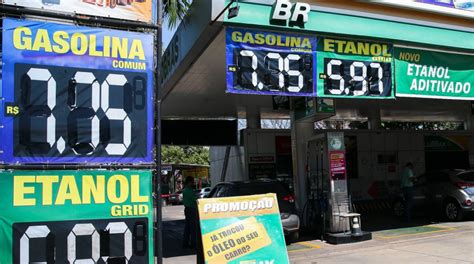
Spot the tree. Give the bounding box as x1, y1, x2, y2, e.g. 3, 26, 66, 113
380, 121, 464, 130
261, 119, 291, 129
162, 0, 191, 29
162, 146, 209, 165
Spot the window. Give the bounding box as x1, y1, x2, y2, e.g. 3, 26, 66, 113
216, 186, 229, 197
208, 186, 221, 198
458, 171, 474, 182
427, 171, 450, 183
415, 174, 427, 186
236, 183, 290, 199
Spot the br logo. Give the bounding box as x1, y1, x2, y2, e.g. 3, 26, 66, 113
271, 0, 310, 27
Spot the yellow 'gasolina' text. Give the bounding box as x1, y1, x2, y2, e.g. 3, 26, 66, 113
232, 30, 312, 52
13, 26, 147, 65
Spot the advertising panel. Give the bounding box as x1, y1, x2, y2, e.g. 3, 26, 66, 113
0, 18, 154, 164
226, 27, 317, 97
316, 37, 394, 99
0, 170, 154, 263
395, 47, 474, 100
294, 97, 316, 120
425, 135, 470, 151
3, 0, 157, 24
416, 0, 474, 10
327, 132, 346, 180
197, 194, 289, 264
374, 1, 473, 18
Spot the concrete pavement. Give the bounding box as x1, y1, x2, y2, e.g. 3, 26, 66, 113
161, 205, 474, 264
289, 222, 474, 264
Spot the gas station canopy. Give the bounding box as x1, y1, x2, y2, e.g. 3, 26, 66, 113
161, 0, 473, 122
161, 0, 474, 244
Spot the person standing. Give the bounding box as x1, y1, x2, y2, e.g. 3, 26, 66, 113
401, 162, 416, 221
182, 176, 197, 248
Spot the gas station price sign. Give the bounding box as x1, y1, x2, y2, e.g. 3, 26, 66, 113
395, 47, 474, 100
0, 18, 154, 164
0, 170, 154, 263
226, 27, 317, 97
317, 38, 394, 99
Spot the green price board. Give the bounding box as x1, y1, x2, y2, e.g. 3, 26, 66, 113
395, 47, 474, 100
317, 37, 394, 99
0, 170, 154, 263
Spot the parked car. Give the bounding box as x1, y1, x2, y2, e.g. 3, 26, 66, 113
393, 169, 474, 221
197, 187, 211, 198
208, 179, 300, 243
160, 193, 170, 206
168, 190, 183, 205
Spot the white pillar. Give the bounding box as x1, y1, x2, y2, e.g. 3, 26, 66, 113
291, 117, 313, 211
246, 105, 261, 129
367, 108, 381, 130
465, 111, 474, 131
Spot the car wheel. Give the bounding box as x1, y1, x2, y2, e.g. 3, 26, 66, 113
445, 201, 463, 221
286, 231, 299, 244
393, 200, 405, 218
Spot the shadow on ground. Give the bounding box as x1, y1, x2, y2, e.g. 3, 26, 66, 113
361, 212, 474, 232
298, 212, 474, 243
158, 219, 196, 258
158, 204, 474, 254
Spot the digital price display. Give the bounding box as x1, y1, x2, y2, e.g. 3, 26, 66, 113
317, 38, 394, 99
13, 219, 148, 263
0, 170, 154, 264
226, 27, 317, 96
0, 18, 154, 164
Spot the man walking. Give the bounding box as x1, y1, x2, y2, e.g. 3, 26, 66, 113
182, 176, 197, 248
401, 162, 416, 221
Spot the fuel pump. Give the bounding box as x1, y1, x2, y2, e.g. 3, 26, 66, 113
306, 132, 371, 244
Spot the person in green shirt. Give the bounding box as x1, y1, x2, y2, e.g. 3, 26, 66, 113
182, 176, 197, 248
401, 162, 416, 221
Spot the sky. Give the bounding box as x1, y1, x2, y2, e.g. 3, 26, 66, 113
162, 0, 193, 50
162, 19, 175, 49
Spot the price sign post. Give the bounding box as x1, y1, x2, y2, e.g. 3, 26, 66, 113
316, 37, 394, 99
226, 27, 317, 97
0, 17, 157, 263
0, 18, 154, 164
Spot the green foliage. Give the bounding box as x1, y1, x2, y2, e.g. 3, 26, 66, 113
162, 146, 209, 165
162, 0, 192, 29
381, 121, 464, 130
315, 120, 464, 131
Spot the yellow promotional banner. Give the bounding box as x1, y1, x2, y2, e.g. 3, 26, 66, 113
198, 194, 289, 264
202, 217, 272, 263
183, 167, 209, 178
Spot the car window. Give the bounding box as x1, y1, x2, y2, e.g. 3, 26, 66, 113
208, 186, 221, 197
236, 183, 290, 198
216, 186, 229, 197
415, 174, 427, 186
427, 171, 450, 183
458, 171, 474, 182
